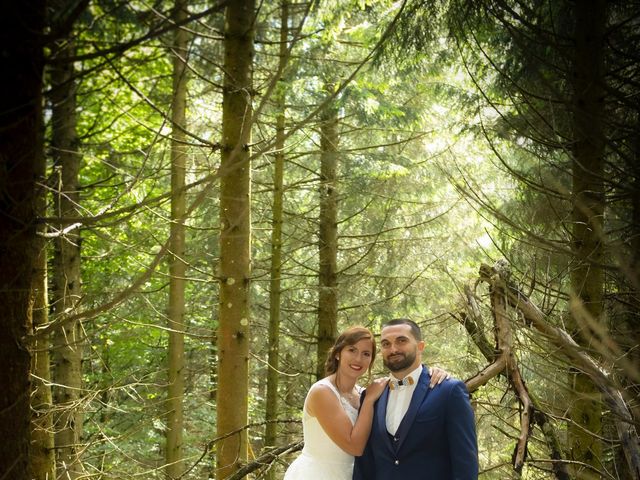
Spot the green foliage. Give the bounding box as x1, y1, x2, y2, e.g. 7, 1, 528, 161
31, 0, 640, 478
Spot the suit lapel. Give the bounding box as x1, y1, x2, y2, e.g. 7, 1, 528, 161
393, 365, 430, 452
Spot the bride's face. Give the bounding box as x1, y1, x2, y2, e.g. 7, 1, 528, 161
337, 338, 374, 378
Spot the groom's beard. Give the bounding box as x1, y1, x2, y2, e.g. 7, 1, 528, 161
383, 350, 417, 372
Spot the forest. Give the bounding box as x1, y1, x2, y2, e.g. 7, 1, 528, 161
1, 0, 639, 479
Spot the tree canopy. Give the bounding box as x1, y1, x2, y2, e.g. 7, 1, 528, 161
1, 1, 639, 479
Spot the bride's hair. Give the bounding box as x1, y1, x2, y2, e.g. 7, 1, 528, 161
324, 326, 376, 377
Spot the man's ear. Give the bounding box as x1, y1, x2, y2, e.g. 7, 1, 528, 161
417, 340, 425, 352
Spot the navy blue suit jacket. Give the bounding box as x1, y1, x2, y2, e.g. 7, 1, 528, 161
353, 365, 478, 480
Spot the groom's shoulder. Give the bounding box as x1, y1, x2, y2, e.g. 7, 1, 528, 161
430, 376, 469, 396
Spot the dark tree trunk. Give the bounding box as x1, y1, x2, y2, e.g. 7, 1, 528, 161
568, 1, 607, 475
0, 2, 46, 479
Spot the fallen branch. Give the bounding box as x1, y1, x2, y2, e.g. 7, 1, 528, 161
478, 263, 640, 480
225, 441, 303, 480
457, 269, 571, 479
461, 269, 533, 473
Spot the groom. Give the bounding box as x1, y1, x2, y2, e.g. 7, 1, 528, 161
353, 318, 478, 479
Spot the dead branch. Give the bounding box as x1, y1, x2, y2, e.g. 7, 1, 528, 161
478, 263, 640, 480
225, 441, 303, 480
458, 270, 570, 479
461, 266, 533, 473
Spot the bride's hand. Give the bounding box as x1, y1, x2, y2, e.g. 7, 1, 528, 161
364, 377, 388, 402
428, 366, 451, 388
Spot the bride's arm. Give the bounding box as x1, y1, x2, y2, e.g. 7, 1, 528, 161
307, 379, 387, 456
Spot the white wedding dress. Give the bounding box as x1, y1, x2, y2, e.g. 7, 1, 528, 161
283, 378, 362, 480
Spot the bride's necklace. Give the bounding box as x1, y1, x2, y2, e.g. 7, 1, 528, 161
332, 376, 360, 409
340, 389, 360, 410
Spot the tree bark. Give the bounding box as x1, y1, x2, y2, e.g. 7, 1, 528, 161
568, 1, 606, 475
50, 34, 85, 479
216, 0, 255, 477
265, 3, 289, 477
0, 2, 45, 479
165, 0, 189, 477
29, 95, 55, 480
620, 121, 640, 425
316, 99, 339, 380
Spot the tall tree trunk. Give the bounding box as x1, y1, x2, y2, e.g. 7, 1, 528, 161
568, 1, 606, 476
618, 117, 640, 476
165, 0, 189, 477
51, 36, 84, 480
629, 129, 640, 422
216, 0, 255, 477
0, 2, 45, 479
265, 3, 289, 475
29, 104, 55, 480
316, 100, 339, 380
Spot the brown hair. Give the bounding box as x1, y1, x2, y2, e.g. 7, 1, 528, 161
324, 326, 376, 376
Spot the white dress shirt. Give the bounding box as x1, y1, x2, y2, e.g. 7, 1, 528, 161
385, 365, 423, 435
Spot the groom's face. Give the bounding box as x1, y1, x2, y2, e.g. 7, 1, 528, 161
380, 324, 425, 374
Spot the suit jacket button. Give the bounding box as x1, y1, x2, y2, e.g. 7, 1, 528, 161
394, 437, 398, 442
394, 460, 399, 465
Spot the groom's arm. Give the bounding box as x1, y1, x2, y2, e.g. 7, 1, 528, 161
446, 380, 479, 479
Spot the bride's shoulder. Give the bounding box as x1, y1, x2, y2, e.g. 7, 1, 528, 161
309, 377, 337, 395
306, 377, 340, 416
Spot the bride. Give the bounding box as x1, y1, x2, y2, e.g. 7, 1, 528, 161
283, 326, 447, 480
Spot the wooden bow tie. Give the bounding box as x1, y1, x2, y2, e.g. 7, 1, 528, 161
389, 376, 415, 390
